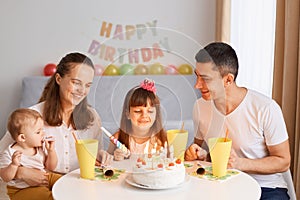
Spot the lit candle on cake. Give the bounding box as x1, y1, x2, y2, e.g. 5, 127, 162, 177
169, 145, 174, 160
151, 143, 157, 169
143, 141, 150, 168
101, 127, 130, 157
144, 141, 149, 154
164, 141, 168, 157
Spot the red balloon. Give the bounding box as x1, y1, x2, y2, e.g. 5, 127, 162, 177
43, 63, 57, 76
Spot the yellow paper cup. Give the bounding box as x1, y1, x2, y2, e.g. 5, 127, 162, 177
167, 129, 188, 161
75, 139, 98, 180
208, 137, 232, 177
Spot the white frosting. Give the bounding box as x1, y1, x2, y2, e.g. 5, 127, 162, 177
132, 161, 185, 188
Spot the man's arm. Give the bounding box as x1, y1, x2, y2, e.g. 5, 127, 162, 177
228, 140, 290, 174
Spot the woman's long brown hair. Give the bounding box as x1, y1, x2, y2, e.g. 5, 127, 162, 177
39, 52, 95, 130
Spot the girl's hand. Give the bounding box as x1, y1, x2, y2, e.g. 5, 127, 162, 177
113, 148, 125, 161
11, 150, 22, 166
98, 150, 113, 166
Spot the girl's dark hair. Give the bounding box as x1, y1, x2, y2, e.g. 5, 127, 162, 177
118, 87, 167, 149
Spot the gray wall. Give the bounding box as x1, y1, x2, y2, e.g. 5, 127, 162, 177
0, 0, 215, 139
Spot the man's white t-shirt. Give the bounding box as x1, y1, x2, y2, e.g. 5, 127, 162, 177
193, 89, 289, 188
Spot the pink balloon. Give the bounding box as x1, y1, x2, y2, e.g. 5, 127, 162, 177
94, 64, 104, 76
165, 64, 178, 75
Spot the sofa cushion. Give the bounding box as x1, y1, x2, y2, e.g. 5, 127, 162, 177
21, 75, 200, 149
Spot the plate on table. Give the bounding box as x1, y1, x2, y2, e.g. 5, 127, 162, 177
125, 174, 190, 190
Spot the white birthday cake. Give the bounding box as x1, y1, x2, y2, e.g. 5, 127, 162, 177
132, 156, 186, 188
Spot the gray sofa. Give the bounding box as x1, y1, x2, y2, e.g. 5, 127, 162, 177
20, 75, 200, 149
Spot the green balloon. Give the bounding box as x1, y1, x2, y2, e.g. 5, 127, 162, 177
149, 63, 164, 75
178, 64, 193, 75
119, 64, 134, 75
103, 64, 120, 76
134, 64, 148, 75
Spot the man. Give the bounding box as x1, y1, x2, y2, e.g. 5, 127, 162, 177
185, 42, 291, 199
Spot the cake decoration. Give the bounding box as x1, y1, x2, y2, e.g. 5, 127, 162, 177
95, 167, 126, 181
131, 142, 186, 188
196, 167, 205, 175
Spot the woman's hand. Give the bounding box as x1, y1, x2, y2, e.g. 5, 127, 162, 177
16, 167, 49, 186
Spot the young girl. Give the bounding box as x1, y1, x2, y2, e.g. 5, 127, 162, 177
108, 79, 168, 160
0, 108, 61, 200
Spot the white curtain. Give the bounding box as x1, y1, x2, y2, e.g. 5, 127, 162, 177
230, 0, 277, 97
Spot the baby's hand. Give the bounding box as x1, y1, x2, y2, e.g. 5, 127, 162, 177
113, 148, 125, 161
11, 150, 22, 166
44, 136, 55, 151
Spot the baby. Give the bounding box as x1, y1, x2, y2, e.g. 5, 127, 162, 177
0, 108, 61, 200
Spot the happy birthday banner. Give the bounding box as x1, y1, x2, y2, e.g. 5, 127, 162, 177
87, 20, 171, 64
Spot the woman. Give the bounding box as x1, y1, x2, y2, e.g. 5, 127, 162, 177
0, 52, 112, 186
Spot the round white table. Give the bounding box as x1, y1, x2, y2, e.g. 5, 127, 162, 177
52, 160, 261, 200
